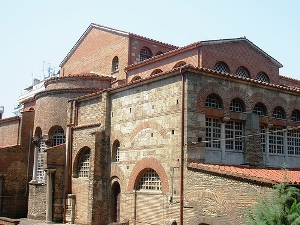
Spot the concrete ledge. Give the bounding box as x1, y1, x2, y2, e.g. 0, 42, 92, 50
0, 217, 20, 225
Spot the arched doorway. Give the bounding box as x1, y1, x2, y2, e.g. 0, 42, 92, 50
110, 181, 121, 223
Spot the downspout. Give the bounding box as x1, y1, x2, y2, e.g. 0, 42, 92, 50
179, 68, 185, 225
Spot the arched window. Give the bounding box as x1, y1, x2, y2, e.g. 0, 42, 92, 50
173, 61, 186, 68
291, 110, 300, 122
273, 106, 286, 119
139, 47, 152, 61
131, 76, 142, 82
214, 61, 229, 73
150, 69, 163, 76
112, 56, 119, 72
253, 103, 267, 116
255, 72, 269, 83
78, 149, 90, 178
230, 98, 244, 112
205, 94, 222, 109
137, 169, 162, 192
51, 127, 65, 146
235, 66, 250, 78
112, 140, 120, 162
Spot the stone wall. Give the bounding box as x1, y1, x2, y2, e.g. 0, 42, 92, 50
185, 168, 273, 225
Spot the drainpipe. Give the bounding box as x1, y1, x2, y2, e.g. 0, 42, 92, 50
179, 68, 185, 225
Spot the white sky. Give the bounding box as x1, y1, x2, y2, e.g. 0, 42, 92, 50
0, 0, 299, 118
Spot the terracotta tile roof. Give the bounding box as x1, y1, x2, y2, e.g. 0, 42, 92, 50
188, 162, 300, 185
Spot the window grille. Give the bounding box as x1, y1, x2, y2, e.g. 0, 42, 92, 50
137, 169, 162, 191
269, 127, 284, 154
113, 142, 120, 162
287, 130, 300, 155
214, 61, 229, 73
225, 121, 244, 151
256, 72, 269, 83
205, 94, 221, 109
139, 48, 152, 61
52, 127, 65, 146
253, 103, 266, 116
236, 67, 250, 78
291, 110, 300, 122
78, 150, 90, 178
230, 99, 243, 112
112, 56, 119, 72
273, 107, 285, 119
205, 117, 221, 149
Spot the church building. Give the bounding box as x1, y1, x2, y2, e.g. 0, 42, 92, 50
1, 23, 300, 225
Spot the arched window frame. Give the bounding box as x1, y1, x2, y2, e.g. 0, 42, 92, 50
214, 61, 230, 73
136, 168, 162, 192
205, 94, 223, 109
51, 127, 65, 147
77, 148, 91, 178
291, 110, 300, 122
255, 72, 269, 83
173, 61, 186, 68
150, 69, 163, 76
272, 106, 286, 119
235, 66, 250, 78
112, 56, 119, 73
131, 76, 142, 82
139, 47, 152, 62
112, 140, 120, 162
230, 98, 245, 112
253, 103, 267, 116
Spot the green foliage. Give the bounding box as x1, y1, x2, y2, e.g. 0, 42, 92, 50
245, 183, 300, 225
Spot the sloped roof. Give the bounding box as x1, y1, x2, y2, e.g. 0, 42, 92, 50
126, 37, 283, 70
200, 37, 283, 68
60, 23, 177, 67
188, 162, 300, 185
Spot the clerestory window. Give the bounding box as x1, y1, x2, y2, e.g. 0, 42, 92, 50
214, 61, 229, 73
139, 47, 152, 61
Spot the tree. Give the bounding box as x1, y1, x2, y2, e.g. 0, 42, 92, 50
245, 183, 300, 225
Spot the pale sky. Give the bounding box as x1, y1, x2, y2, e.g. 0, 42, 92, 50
0, 0, 299, 118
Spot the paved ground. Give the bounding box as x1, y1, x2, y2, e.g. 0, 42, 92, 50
18, 218, 65, 225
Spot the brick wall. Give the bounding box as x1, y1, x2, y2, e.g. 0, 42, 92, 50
0, 117, 20, 147
129, 35, 177, 65
200, 42, 280, 83
61, 27, 130, 81
0, 146, 30, 218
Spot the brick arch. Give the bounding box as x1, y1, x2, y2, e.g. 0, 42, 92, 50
269, 95, 288, 117
72, 146, 91, 177
226, 87, 250, 112
197, 82, 225, 113
288, 100, 300, 119
129, 121, 168, 141
110, 164, 126, 190
127, 157, 169, 193
251, 92, 270, 113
